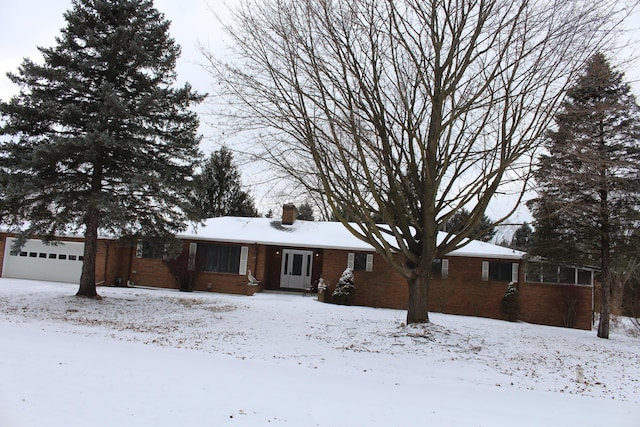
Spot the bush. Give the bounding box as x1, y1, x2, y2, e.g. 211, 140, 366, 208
500, 282, 520, 322
332, 268, 355, 305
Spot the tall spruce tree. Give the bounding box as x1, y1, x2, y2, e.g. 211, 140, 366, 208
296, 201, 315, 221
0, 0, 204, 297
527, 53, 640, 338
510, 222, 533, 252
192, 147, 257, 218
445, 208, 497, 243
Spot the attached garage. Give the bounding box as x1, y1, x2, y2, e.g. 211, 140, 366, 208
2, 237, 84, 284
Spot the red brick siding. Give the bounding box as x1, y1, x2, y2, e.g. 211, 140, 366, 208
430, 257, 519, 320
519, 282, 593, 330
129, 241, 263, 295
0, 232, 594, 329
320, 250, 408, 308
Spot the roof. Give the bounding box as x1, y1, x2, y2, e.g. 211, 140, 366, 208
178, 217, 524, 260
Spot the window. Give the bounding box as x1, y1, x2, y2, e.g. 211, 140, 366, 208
432, 259, 442, 277
483, 261, 516, 282
577, 269, 592, 285
347, 253, 373, 272
525, 263, 542, 283
198, 243, 241, 274
432, 259, 449, 279
137, 241, 164, 259
526, 262, 594, 285
559, 266, 575, 284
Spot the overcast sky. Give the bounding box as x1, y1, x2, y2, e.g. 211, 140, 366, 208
0, 0, 639, 223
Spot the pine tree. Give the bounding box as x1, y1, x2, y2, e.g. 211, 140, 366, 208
500, 282, 520, 322
332, 268, 355, 305
0, 0, 204, 297
296, 202, 314, 221
510, 222, 533, 252
192, 147, 257, 218
527, 53, 640, 338
445, 208, 496, 242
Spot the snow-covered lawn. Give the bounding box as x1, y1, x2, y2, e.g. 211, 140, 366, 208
0, 279, 638, 427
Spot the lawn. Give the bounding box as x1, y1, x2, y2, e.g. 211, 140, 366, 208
0, 279, 638, 426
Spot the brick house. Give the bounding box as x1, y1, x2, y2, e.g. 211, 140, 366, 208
0, 204, 595, 329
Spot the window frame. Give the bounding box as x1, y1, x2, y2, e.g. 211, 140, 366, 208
196, 243, 249, 275
348, 252, 374, 272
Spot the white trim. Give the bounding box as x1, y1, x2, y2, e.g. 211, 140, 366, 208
441, 259, 449, 279
136, 242, 143, 258
239, 246, 249, 275
347, 252, 355, 270
365, 254, 374, 272
481, 261, 489, 281
511, 263, 519, 283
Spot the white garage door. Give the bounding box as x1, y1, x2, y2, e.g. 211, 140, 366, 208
2, 238, 84, 283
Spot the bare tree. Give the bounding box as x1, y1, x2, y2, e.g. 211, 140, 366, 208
205, 0, 630, 324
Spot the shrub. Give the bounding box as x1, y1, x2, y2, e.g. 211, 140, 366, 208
500, 282, 520, 322
332, 268, 355, 305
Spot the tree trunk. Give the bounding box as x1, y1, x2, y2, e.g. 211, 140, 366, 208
597, 228, 611, 338
76, 209, 99, 298
406, 269, 430, 324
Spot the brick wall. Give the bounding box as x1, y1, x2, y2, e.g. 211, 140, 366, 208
128, 240, 264, 295
519, 282, 593, 330
320, 249, 408, 308
431, 257, 518, 320
95, 240, 131, 287
0, 231, 593, 329
319, 249, 593, 330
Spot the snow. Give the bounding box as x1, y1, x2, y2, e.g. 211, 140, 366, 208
1, 279, 638, 427
181, 217, 524, 259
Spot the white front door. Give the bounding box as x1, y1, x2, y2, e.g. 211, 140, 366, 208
280, 249, 313, 289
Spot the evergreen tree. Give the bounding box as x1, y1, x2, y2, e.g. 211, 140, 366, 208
527, 53, 640, 338
510, 222, 533, 252
332, 268, 355, 305
500, 282, 520, 322
0, 0, 204, 297
296, 201, 314, 221
445, 208, 496, 242
192, 146, 257, 218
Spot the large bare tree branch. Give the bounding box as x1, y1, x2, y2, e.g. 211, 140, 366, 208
204, 0, 633, 323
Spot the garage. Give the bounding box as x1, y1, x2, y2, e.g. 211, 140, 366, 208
2, 237, 84, 284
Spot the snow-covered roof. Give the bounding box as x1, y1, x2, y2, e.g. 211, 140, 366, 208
178, 217, 524, 260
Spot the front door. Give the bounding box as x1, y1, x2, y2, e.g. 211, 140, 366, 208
280, 249, 313, 289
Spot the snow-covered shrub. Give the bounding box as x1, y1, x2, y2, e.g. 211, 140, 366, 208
332, 268, 355, 305
500, 282, 520, 322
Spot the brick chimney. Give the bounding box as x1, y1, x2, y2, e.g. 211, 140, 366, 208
282, 203, 298, 225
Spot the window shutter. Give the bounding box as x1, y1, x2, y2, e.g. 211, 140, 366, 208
188, 243, 197, 271
136, 242, 143, 258
441, 259, 449, 279
512, 263, 519, 283
365, 254, 374, 272
481, 261, 489, 281
347, 253, 355, 270
239, 246, 249, 275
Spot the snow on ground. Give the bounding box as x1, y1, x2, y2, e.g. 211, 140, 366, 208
0, 279, 638, 427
